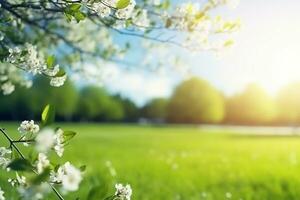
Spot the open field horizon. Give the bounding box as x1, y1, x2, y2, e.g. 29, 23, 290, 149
2, 123, 300, 199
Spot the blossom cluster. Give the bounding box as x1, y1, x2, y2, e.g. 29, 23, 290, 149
0, 0, 239, 95
0, 43, 66, 95
88, 0, 152, 30
0, 147, 11, 169
0, 63, 32, 95
115, 183, 132, 200
35, 128, 65, 157
0, 105, 132, 199
5, 44, 46, 75
90, 0, 136, 19
0, 106, 82, 199
168, 2, 240, 51
18, 120, 40, 135
50, 162, 82, 192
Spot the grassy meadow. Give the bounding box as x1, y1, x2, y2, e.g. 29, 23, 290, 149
2, 123, 300, 199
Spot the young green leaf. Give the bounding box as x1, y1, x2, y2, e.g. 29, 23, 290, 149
68, 3, 81, 11
55, 69, 66, 77
64, 13, 73, 22
63, 130, 77, 143
74, 11, 86, 22
116, 0, 130, 9
46, 55, 55, 69
41, 104, 55, 126
8, 158, 33, 171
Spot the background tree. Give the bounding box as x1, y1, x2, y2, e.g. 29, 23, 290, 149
141, 98, 168, 120
167, 77, 225, 124
225, 84, 277, 125
0, 86, 33, 120
276, 82, 300, 125
113, 95, 140, 122
30, 77, 79, 120
77, 86, 124, 121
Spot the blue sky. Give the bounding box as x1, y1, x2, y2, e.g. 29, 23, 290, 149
103, 0, 300, 106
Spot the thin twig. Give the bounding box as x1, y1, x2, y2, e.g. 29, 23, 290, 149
0, 128, 64, 200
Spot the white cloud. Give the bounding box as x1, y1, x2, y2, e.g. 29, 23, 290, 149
102, 65, 173, 106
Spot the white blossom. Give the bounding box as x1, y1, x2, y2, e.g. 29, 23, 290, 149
50, 162, 82, 192
115, 183, 132, 200
1, 81, 15, 95
132, 9, 150, 29
113, 20, 126, 30
6, 44, 46, 75
8, 173, 27, 187
35, 153, 50, 174
0, 147, 11, 157
54, 145, 64, 157
18, 120, 40, 135
18, 120, 40, 146
16, 173, 26, 185
53, 129, 64, 157
35, 129, 55, 153
17, 182, 50, 200
43, 64, 60, 76
102, 0, 117, 7
3, 43, 67, 89
0, 147, 12, 169
92, 3, 111, 18
0, 187, 5, 200
50, 75, 67, 87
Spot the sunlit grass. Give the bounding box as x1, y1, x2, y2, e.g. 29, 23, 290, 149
1, 123, 300, 199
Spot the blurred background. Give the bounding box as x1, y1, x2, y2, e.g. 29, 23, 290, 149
2, 76, 300, 128
3, 0, 300, 199
2, 0, 300, 128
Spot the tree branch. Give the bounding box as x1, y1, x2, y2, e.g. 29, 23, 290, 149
0, 128, 64, 200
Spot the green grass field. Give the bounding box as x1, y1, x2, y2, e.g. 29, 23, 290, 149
2, 123, 300, 200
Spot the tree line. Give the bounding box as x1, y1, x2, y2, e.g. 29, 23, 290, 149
165, 78, 300, 125
2, 77, 300, 125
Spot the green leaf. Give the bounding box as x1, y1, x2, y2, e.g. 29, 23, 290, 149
46, 55, 55, 69
64, 13, 73, 22
41, 104, 55, 126
69, 3, 81, 11
8, 159, 33, 171
54, 164, 61, 172
116, 0, 130, 9
63, 130, 77, 143
79, 165, 86, 172
55, 69, 66, 77
31, 168, 51, 185
74, 11, 86, 22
